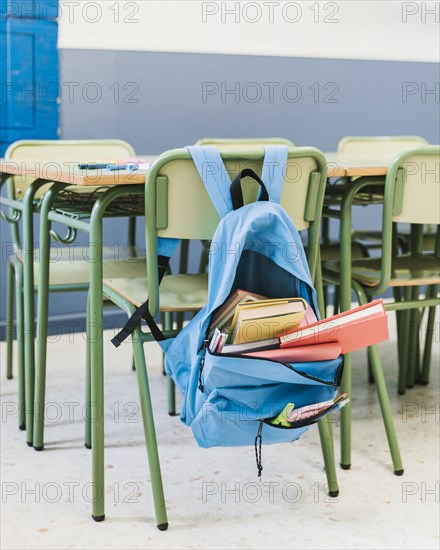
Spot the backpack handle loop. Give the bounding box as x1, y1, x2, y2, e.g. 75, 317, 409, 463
230, 168, 269, 210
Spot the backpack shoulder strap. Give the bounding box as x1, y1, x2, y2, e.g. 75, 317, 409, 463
186, 146, 233, 218
261, 145, 288, 204
112, 146, 231, 349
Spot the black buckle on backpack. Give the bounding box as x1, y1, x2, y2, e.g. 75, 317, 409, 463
111, 255, 170, 348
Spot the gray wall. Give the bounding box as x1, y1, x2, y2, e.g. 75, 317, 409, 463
1, 50, 438, 331
58, 50, 439, 152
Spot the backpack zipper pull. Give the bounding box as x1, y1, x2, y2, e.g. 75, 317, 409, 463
254, 419, 264, 478
198, 339, 209, 393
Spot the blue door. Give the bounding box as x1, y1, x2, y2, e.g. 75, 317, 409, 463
0, 0, 59, 156
0, 1, 8, 153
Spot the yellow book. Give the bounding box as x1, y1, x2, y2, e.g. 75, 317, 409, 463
229, 298, 290, 329
230, 298, 307, 344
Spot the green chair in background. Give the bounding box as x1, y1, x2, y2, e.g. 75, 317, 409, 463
323, 145, 440, 472
195, 137, 295, 147
337, 135, 428, 159
1, 139, 146, 440
336, 135, 430, 250
324, 136, 432, 378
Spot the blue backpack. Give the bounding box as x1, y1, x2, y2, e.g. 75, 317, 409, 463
113, 145, 344, 472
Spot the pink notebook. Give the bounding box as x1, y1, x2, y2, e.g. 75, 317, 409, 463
280, 299, 389, 354
244, 341, 341, 362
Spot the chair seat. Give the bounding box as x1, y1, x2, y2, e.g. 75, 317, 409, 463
320, 241, 368, 262
352, 230, 437, 251
103, 273, 209, 311
14, 247, 147, 286
324, 254, 440, 287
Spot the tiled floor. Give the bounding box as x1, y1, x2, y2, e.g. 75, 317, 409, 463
1, 314, 439, 549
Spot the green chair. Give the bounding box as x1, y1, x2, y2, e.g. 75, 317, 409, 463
323, 145, 440, 472
94, 147, 342, 529
325, 136, 431, 376
337, 135, 428, 159
336, 135, 429, 250
337, 136, 436, 388
1, 139, 146, 439
195, 137, 295, 147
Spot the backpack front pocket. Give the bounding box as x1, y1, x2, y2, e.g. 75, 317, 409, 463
201, 349, 344, 393
191, 389, 310, 448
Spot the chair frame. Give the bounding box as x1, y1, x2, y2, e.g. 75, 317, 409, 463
100, 146, 343, 527
195, 137, 295, 147
324, 145, 440, 471
337, 135, 428, 157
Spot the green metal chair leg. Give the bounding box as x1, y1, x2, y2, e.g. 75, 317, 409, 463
132, 326, 169, 530
167, 378, 176, 417
398, 287, 413, 395
315, 252, 340, 479
338, 184, 357, 470
407, 226, 424, 387
339, 352, 352, 470
163, 312, 176, 416
406, 287, 421, 389
367, 344, 404, 475
393, 286, 404, 387
366, 296, 374, 384
318, 417, 339, 497
6, 261, 14, 380
367, 357, 374, 384
199, 240, 210, 273
160, 312, 170, 376
314, 258, 326, 318
332, 286, 340, 315
414, 307, 424, 384
420, 285, 438, 385
15, 265, 26, 431
352, 280, 404, 474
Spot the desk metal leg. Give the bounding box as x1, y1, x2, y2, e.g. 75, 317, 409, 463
339, 189, 354, 469
6, 261, 14, 380
22, 186, 39, 446
33, 184, 64, 450
89, 210, 106, 522
15, 265, 26, 430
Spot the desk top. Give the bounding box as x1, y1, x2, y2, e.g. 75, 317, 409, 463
0, 153, 389, 185
324, 153, 388, 178
0, 157, 155, 186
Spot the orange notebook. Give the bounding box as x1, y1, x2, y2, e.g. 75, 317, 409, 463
244, 342, 342, 362
279, 299, 389, 354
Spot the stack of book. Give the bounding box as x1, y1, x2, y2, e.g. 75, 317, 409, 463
208, 290, 389, 362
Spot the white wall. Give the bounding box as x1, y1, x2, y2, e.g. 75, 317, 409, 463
57, 0, 439, 62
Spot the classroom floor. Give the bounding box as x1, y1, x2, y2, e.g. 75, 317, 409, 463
1, 313, 439, 550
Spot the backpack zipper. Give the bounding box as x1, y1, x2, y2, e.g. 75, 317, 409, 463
207, 348, 342, 387
198, 339, 209, 393
254, 419, 264, 477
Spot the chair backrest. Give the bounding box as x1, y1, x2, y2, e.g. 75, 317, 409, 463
195, 137, 295, 148
145, 147, 327, 314
390, 147, 440, 225
2, 139, 135, 250
376, 145, 440, 293
337, 136, 428, 160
